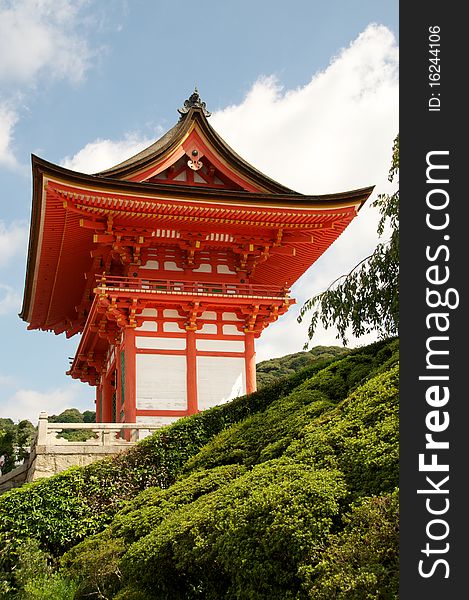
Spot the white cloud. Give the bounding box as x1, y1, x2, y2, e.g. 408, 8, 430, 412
0, 103, 19, 168
0, 0, 92, 85
0, 284, 21, 315
0, 220, 28, 267
0, 1, 103, 170
0, 384, 92, 423
210, 23, 398, 356
61, 133, 155, 173
211, 24, 398, 195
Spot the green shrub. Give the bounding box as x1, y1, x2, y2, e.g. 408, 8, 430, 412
62, 465, 245, 599
110, 464, 246, 544
0, 419, 35, 475
287, 365, 399, 497
113, 590, 148, 600
256, 345, 350, 388
120, 463, 348, 600
60, 536, 125, 600
183, 388, 333, 472
184, 340, 398, 475
21, 574, 78, 600
1, 538, 77, 600
301, 489, 399, 599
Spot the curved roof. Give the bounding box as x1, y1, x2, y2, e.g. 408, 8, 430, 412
95, 90, 294, 193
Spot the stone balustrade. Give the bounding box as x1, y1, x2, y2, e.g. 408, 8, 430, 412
36, 411, 162, 446
0, 412, 164, 490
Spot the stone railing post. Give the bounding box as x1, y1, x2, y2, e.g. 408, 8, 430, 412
37, 412, 48, 445
102, 429, 114, 446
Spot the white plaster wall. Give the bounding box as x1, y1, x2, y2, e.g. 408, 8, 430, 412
106, 347, 115, 370
217, 264, 236, 274
164, 261, 183, 271
196, 339, 245, 353
198, 323, 218, 334
136, 354, 187, 410
193, 263, 212, 273
201, 311, 217, 320
136, 336, 186, 350
163, 322, 184, 332
136, 415, 179, 426
136, 321, 157, 332
197, 356, 246, 410
137, 308, 158, 317
223, 312, 241, 321
222, 324, 243, 335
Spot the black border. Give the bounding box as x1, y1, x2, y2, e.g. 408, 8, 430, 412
400, 3, 467, 597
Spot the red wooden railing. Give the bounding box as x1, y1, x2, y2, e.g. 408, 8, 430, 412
95, 275, 290, 299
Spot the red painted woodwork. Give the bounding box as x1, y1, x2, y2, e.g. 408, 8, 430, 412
123, 329, 137, 423
101, 373, 113, 423
245, 332, 256, 395
186, 329, 198, 413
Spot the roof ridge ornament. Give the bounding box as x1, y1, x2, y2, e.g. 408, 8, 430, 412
178, 87, 211, 118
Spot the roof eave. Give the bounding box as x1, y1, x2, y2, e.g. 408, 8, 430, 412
20, 155, 46, 323
26, 155, 374, 207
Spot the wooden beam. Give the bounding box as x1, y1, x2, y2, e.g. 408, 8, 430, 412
80, 218, 106, 230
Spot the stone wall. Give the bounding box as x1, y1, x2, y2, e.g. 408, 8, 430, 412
27, 444, 131, 481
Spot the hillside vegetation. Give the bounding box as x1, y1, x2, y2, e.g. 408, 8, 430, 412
256, 345, 350, 388
0, 339, 399, 599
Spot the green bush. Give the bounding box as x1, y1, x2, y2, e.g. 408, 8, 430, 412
2, 343, 391, 557
60, 536, 125, 600
119, 463, 348, 599
0, 538, 77, 600
48, 409, 97, 442
20, 574, 78, 600
62, 343, 399, 599
287, 365, 399, 497
301, 489, 399, 599
256, 345, 350, 388
62, 465, 245, 599
0, 419, 35, 475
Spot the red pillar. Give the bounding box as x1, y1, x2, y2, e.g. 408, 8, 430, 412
101, 372, 113, 422
123, 328, 137, 423
186, 328, 198, 414
245, 331, 257, 394
95, 384, 102, 422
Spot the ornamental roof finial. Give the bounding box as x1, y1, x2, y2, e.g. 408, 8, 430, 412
178, 87, 211, 118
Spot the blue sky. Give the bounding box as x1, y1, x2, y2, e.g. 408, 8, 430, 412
0, 0, 398, 422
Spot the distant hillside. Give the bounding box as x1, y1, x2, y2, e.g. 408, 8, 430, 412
0, 339, 399, 599
256, 345, 350, 388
